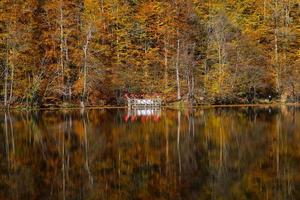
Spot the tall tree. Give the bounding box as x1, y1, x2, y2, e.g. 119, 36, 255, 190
81, 0, 101, 106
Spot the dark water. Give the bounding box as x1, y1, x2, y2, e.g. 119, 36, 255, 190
0, 106, 300, 200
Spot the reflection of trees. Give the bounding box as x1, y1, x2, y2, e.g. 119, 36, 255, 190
0, 107, 300, 199
201, 107, 300, 199
177, 111, 181, 178
81, 110, 93, 185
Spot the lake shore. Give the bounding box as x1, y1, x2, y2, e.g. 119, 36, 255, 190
1, 102, 300, 111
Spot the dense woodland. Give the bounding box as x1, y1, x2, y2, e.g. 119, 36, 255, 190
0, 0, 299, 107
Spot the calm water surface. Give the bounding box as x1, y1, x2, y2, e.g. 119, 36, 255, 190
1, 106, 300, 200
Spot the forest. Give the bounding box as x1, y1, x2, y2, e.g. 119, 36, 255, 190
0, 0, 299, 108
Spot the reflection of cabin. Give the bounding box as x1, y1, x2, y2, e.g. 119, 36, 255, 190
124, 108, 161, 123
127, 98, 162, 108
127, 108, 161, 117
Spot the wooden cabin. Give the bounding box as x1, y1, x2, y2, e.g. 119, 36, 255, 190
124, 93, 162, 108
127, 98, 162, 108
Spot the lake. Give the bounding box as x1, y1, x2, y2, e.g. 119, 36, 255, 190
0, 106, 300, 200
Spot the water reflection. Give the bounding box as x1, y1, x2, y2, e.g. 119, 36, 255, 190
124, 108, 161, 123
0, 106, 300, 199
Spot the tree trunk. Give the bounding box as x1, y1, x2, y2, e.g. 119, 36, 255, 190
187, 68, 191, 99
275, 28, 280, 92
9, 62, 14, 105
4, 63, 8, 107
82, 26, 92, 107
189, 43, 196, 104
176, 38, 181, 100
273, 0, 281, 95
164, 36, 168, 92
60, 1, 65, 101
283, 1, 290, 74
231, 45, 240, 89
218, 42, 223, 90
190, 64, 195, 104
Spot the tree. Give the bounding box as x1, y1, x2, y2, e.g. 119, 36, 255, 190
0, 0, 38, 107
81, 0, 101, 106
0, 0, 299, 107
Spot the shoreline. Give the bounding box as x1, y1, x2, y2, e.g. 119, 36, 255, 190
1, 102, 300, 111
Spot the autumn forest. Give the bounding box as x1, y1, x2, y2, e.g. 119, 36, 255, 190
0, 0, 299, 108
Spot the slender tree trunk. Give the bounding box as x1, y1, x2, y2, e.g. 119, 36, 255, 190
192, 73, 195, 99
218, 41, 223, 90
116, 36, 120, 64
176, 37, 181, 100
187, 69, 191, 99
164, 36, 168, 92
64, 36, 69, 63
231, 45, 239, 89
283, 1, 290, 74
64, 36, 72, 101
190, 63, 195, 104
26, 75, 30, 107
189, 43, 196, 104
273, 0, 282, 95
9, 62, 14, 105
100, 0, 105, 45
4, 63, 8, 107
8, 39, 15, 105
82, 26, 92, 106
275, 13, 280, 93
60, 1, 65, 101
204, 60, 208, 95
116, 4, 120, 65
68, 86, 72, 101
275, 31, 280, 91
